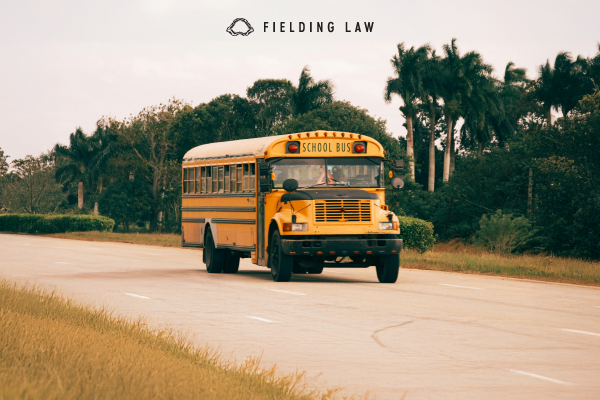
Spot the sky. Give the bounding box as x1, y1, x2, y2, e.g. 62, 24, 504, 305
0, 0, 599, 162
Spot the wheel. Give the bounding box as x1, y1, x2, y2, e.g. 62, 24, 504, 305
205, 229, 226, 273
269, 231, 293, 282
307, 266, 323, 274
223, 252, 240, 274
376, 254, 400, 283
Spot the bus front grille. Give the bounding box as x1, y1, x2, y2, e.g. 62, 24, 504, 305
315, 200, 371, 223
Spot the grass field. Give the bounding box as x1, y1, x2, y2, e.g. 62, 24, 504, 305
0, 280, 338, 400
402, 241, 600, 286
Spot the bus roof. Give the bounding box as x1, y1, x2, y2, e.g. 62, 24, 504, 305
182, 131, 384, 161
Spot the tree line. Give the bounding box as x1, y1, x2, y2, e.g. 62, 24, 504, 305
0, 40, 599, 258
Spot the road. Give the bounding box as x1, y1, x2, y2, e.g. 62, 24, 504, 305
1, 233, 599, 399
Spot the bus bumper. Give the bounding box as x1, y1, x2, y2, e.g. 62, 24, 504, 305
280, 238, 402, 256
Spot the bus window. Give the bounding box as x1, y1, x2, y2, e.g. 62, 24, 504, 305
224, 165, 230, 192
183, 168, 188, 193
195, 167, 200, 193
200, 166, 205, 193
190, 168, 195, 193
237, 164, 243, 192
249, 164, 256, 192
218, 166, 224, 192
206, 166, 212, 193
230, 165, 236, 192
243, 164, 249, 192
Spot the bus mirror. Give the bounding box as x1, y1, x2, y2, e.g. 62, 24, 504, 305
391, 160, 404, 173
283, 179, 298, 193
258, 161, 273, 193
391, 177, 404, 190
258, 161, 271, 176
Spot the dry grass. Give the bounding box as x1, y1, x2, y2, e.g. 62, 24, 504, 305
0, 280, 341, 400
402, 240, 600, 286
41, 231, 182, 247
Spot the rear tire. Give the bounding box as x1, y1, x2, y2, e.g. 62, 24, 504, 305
308, 266, 323, 274
376, 255, 400, 283
205, 229, 226, 274
269, 231, 293, 282
223, 252, 240, 274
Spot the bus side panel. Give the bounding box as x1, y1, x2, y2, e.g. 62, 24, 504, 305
182, 222, 201, 245
216, 224, 255, 248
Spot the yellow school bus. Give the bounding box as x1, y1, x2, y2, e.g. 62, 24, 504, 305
181, 131, 404, 283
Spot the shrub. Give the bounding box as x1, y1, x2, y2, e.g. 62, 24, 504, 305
398, 216, 435, 253
0, 214, 115, 234
473, 210, 535, 254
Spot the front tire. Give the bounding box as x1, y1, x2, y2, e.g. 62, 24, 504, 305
376, 255, 400, 283
269, 231, 293, 282
205, 229, 226, 273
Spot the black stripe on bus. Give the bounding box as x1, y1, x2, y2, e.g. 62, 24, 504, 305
217, 244, 255, 252
181, 207, 256, 213
211, 219, 255, 225
182, 193, 255, 198
182, 242, 203, 248
181, 218, 206, 223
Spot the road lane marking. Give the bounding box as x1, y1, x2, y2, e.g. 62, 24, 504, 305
560, 328, 600, 337
246, 316, 276, 323
124, 293, 151, 299
439, 283, 483, 290
270, 289, 306, 296
509, 369, 575, 385
593, 306, 600, 308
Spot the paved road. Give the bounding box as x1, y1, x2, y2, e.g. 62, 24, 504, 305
1, 234, 599, 399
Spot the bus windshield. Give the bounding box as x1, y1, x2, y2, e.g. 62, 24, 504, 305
271, 158, 382, 189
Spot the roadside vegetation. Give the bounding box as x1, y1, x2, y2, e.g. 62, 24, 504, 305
402, 241, 600, 286
42, 231, 182, 247
0, 280, 336, 400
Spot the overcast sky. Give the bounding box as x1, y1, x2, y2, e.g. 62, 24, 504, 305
1, 0, 598, 161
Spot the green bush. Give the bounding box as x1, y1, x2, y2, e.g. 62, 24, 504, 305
473, 210, 536, 254
0, 214, 115, 234
398, 216, 435, 253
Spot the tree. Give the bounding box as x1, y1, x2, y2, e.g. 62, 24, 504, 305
247, 79, 295, 136
99, 179, 152, 231
421, 49, 443, 191
384, 43, 430, 180
292, 66, 335, 115
0, 147, 8, 176
54, 128, 97, 209
2, 153, 66, 214
113, 98, 186, 232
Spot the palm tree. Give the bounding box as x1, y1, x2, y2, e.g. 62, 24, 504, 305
292, 66, 335, 116
384, 43, 430, 180
438, 39, 465, 181
421, 49, 442, 191
54, 128, 97, 209
553, 52, 593, 117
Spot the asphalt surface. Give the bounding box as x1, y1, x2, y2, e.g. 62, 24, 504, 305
1, 233, 599, 399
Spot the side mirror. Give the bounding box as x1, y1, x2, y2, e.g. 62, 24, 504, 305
391, 160, 404, 174
391, 177, 404, 190
258, 161, 273, 193
282, 179, 298, 193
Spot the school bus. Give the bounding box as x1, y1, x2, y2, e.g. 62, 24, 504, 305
181, 131, 404, 283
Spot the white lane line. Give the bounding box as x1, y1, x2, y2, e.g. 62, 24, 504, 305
270, 289, 306, 296
509, 369, 575, 385
593, 306, 600, 308
560, 328, 600, 337
124, 292, 151, 299
53, 262, 72, 264
439, 283, 483, 290
246, 316, 276, 323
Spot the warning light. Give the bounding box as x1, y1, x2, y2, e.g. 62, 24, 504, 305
355, 144, 365, 153
288, 144, 298, 153
389, 171, 394, 178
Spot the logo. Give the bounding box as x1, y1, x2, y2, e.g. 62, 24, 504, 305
227, 18, 254, 36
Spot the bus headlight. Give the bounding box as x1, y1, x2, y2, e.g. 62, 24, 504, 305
283, 223, 308, 232
379, 222, 399, 230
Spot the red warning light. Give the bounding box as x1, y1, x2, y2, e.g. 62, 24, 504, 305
355, 144, 365, 153
288, 144, 298, 153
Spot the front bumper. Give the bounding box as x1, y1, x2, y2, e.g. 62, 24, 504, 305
280, 237, 402, 256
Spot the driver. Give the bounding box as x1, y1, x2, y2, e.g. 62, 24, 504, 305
331, 168, 348, 184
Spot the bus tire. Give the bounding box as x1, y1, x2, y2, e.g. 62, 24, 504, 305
205, 229, 226, 274
269, 231, 293, 282
308, 266, 323, 274
376, 255, 399, 283
223, 252, 240, 274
